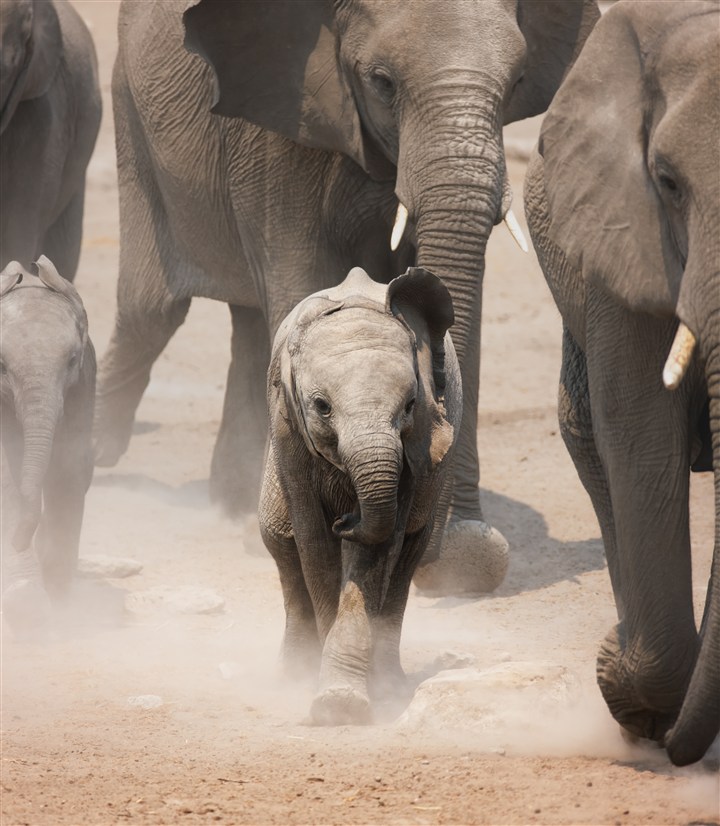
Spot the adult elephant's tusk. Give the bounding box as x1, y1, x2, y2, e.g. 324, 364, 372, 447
503, 209, 529, 253
663, 322, 696, 390
390, 203, 408, 252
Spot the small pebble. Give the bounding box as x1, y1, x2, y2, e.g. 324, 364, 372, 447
127, 695, 163, 709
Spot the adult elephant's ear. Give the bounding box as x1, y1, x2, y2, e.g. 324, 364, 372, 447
0, 0, 62, 134
388, 268, 455, 472
537, 2, 698, 315
183, 0, 388, 179
504, 0, 599, 124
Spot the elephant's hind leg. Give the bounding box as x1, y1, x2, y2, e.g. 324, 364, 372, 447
210, 305, 270, 515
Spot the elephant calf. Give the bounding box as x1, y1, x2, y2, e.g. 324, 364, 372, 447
259, 267, 460, 725
0, 257, 96, 631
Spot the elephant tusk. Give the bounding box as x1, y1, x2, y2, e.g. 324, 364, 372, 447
390, 203, 408, 252
663, 322, 696, 390
503, 209, 529, 253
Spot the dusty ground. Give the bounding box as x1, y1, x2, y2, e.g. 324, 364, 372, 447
2, 3, 718, 825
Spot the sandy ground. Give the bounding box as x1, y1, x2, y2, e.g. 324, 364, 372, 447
2, 3, 719, 825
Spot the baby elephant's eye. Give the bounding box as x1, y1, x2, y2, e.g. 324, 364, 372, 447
68, 354, 78, 369
404, 397, 416, 415
314, 397, 332, 417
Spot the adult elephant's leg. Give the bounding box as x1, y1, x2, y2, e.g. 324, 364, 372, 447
559, 327, 622, 613
40, 187, 85, 283
210, 305, 270, 515
587, 297, 699, 743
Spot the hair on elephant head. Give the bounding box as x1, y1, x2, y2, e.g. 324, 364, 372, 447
0, 256, 95, 631
527, 0, 719, 766
276, 266, 456, 546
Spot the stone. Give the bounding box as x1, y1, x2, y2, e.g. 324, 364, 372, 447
77, 555, 143, 579
127, 695, 163, 709
125, 586, 225, 616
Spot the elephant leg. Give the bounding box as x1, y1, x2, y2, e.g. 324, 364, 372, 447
259, 444, 320, 679
36, 424, 94, 599
0, 445, 51, 632
210, 305, 270, 515
311, 539, 397, 726
370, 524, 431, 704
587, 300, 699, 743
558, 326, 622, 613
40, 187, 85, 283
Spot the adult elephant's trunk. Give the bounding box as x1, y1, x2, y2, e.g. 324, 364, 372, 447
398, 89, 505, 523
665, 335, 720, 766
333, 433, 403, 546
12, 389, 62, 551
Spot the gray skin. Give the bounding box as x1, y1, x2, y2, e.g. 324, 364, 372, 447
0, 257, 96, 631
92, 0, 599, 597
260, 267, 460, 725
524, 1, 720, 766
0, 0, 101, 280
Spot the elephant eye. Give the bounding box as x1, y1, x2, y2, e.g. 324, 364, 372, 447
68, 354, 78, 368
314, 397, 332, 417
369, 69, 395, 102
659, 174, 678, 193
404, 397, 416, 415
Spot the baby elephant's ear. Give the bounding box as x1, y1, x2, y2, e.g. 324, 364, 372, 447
0, 262, 24, 297
387, 267, 454, 400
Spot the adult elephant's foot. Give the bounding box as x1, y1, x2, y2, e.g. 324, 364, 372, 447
1, 579, 52, 634
413, 519, 509, 597
310, 684, 372, 726
596, 624, 685, 745
92, 394, 135, 467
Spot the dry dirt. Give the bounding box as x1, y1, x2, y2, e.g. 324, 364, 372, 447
2, 3, 718, 825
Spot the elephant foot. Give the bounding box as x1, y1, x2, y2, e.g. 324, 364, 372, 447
2, 579, 52, 634
209, 457, 262, 518
413, 519, 509, 597
596, 625, 682, 745
92, 412, 132, 467
310, 684, 372, 726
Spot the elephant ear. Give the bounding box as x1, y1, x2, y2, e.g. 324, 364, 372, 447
0, 0, 62, 134
0, 262, 24, 297
537, 2, 703, 315
387, 267, 455, 472
504, 0, 600, 124
183, 0, 389, 179
34, 256, 89, 350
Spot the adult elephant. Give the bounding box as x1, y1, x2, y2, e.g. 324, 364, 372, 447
0, 0, 101, 280
524, 1, 719, 765
93, 0, 599, 595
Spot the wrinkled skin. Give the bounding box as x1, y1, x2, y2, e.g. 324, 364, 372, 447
0, 258, 96, 632
0, 0, 101, 280
259, 267, 460, 724
524, 1, 720, 766
93, 0, 598, 596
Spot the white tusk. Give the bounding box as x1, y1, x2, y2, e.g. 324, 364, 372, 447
391, 203, 408, 252
663, 322, 696, 390
503, 208, 529, 253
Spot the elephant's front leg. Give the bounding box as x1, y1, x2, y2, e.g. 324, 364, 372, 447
210, 305, 271, 516
259, 444, 321, 679
311, 539, 394, 726
587, 299, 700, 743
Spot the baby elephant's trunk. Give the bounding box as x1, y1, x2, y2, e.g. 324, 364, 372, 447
333, 435, 403, 546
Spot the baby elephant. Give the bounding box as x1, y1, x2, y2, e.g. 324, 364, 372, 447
0, 257, 96, 631
260, 267, 461, 725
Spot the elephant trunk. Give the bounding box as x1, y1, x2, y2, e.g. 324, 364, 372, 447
12, 389, 62, 551
398, 91, 505, 518
333, 433, 404, 546
665, 335, 720, 766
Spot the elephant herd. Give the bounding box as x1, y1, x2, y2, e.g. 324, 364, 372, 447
0, 0, 717, 767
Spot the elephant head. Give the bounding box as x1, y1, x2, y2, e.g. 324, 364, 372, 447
0, 256, 89, 552
184, 0, 599, 558
0, 0, 62, 135
536, 1, 720, 766
275, 267, 455, 546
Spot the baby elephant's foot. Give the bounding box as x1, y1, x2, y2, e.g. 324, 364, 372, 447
310, 684, 372, 726
414, 519, 509, 596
